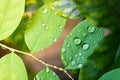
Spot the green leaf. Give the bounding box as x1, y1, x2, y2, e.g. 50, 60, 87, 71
25, 4, 66, 53
99, 68, 120, 80
46, 0, 82, 19
61, 20, 104, 69
79, 32, 120, 80
114, 45, 120, 67
0, 53, 28, 80
4, 16, 29, 51
34, 67, 60, 80
73, 0, 120, 30
0, 0, 25, 41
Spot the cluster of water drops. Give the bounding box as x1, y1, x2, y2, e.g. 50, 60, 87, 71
61, 25, 97, 68
41, 8, 64, 43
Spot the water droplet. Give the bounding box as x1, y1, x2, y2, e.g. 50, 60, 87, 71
46, 67, 49, 72
42, 8, 48, 13
82, 43, 89, 50
79, 53, 82, 56
53, 38, 57, 42
88, 26, 96, 33
67, 43, 70, 47
45, 27, 48, 30
34, 75, 40, 80
69, 57, 72, 61
77, 63, 83, 68
53, 72, 56, 76
66, 35, 69, 38
55, 12, 57, 15
59, 25, 63, 29
74, 37, 82, 45
75, 54, 78, 57
61, 48, 66, 53
70, 33, 73, 36
71, 61, 75, 65
42, 22, 46, 26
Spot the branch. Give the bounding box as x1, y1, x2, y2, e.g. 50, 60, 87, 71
0, 43, 74, 80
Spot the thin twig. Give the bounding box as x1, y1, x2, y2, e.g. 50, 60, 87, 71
0, 43, 74, 80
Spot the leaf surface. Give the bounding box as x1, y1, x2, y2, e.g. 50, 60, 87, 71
25, 4, 66, 53
0, 53, 28, 80
99, 68, 120, 80
0, 0, 25, 40
79, 32, 120, 80
61, 20, 104, 69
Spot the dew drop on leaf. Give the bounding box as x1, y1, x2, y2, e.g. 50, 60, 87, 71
77, 63, 83, 68
74, 37, 82, 45
59, 25, 63, 29
67, 43, 70, 47
78, 58, 80, 61
34, 75, 40, 80
45, 67, 49, 73
55, 12, 57, 15
41, 22, 46, 26
61, 48, 66, 53
53, 72, 56, 76
82, 43, 89, 50
79, 52, 82, 56
45, 27, 48, 30
53, 38, 57, 42
69, 57, 72, 61
88, 26, 96, 33
71, 61, 75, 65
42, 8, 48, 13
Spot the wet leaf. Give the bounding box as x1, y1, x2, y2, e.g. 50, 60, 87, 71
25, 4, 66, 53
61, 20, 104, 69
79, 32, 120, 80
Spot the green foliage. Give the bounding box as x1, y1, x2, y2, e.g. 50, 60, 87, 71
61, 20, 104, 69
0, 53, 28, 80
79, 32, 120, 80
0, 0, 25, 40
46, 0, 81, 18
0, 0, 120, 80
99, 68, 120, 80
34, 67, 60, 80
73, 0, 120, 30
25, 4, 66, 52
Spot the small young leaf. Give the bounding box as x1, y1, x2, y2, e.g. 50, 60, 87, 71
61, 20, 104, 69
25, 4, 66, 53
46, 0, 82, 19
99, 68, 120, 80
0, 53, 28, 80
0, 0, 25, 41
34, 67, 60, 80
